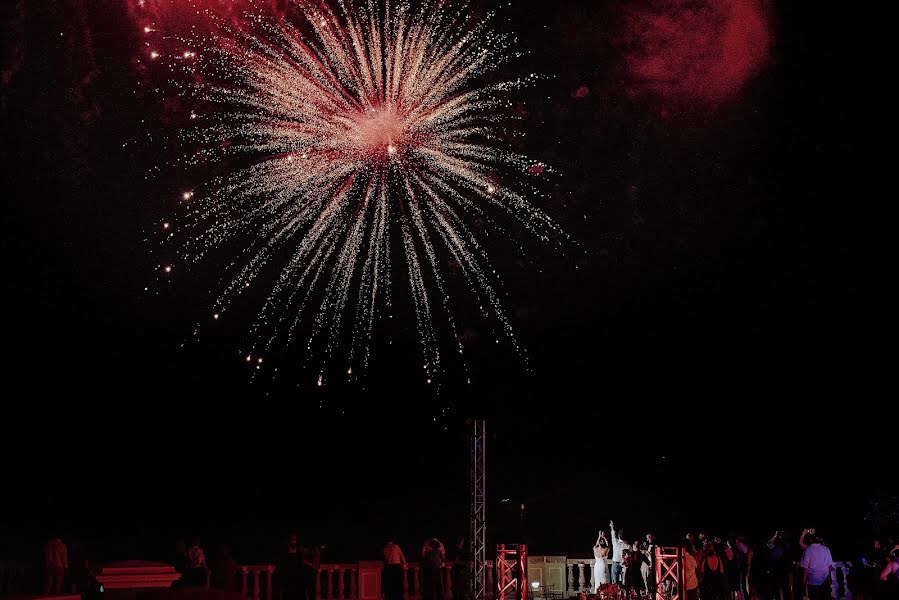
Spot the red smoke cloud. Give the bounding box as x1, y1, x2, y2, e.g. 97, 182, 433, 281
621, 0, 771, 106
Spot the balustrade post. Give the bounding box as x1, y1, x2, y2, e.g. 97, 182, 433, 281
413, 566, 421, 599
402, 566, 409, 599
265, 566, 275, 600
315, 568, 323, 600
335, 568, 344, 600
241, 567, 249, 597
566, 564, 574, 595
324, 568, 333, 600
253, 569, 261, 600
348, 567, 357, 600
443, 565, 452, 600
485, 562, 493, 599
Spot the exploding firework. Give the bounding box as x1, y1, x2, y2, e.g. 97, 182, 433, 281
162, 0, 558, 385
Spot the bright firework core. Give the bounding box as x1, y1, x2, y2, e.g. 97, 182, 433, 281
351, 105, 407, 158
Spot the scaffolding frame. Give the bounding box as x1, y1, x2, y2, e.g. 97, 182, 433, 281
495, 544, 527, 600
653, 546, 684, 600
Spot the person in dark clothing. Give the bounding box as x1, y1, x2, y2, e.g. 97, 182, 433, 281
644, 534, 657, 597
300, 543, 321, 600
701, 542, 728, 600
623, 542, 649, 595
755, 532, 791, 600
383, 538, 407, 600
853, 539, 885, 600
449, 536, 470, 600
42, 535, 68, 595
172, 539, 189, 590
280, 534, 303, 600
185, 537, 210, 587
733, 535, 751, 600
699, 541, 727, 600
421, 538, 445, 600
68, 538, 89, 594
211, 544, 239, 591
723, 541, 743, 600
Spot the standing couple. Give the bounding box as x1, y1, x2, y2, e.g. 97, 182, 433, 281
592, 521, 624, 592
593, 520, 651, 593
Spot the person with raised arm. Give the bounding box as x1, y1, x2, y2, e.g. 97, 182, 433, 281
609, 521, 627, 586
798, 527, 815, 551
593, 530, 611, 592
799, 532, 832, 600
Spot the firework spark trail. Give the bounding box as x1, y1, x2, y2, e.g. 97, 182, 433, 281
170, 0, 559, 385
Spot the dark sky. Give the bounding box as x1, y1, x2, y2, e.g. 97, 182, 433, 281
1, 0, 893, 564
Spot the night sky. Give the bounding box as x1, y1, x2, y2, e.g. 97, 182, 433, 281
2, 0, 893, 566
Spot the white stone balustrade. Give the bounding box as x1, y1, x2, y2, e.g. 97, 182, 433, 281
240, 565, 275, 600
236, 556, 727, 600
234, 560, 497, 600
399, 561, 474, 600
530, 557, 605, 598
319, 564, 359, 600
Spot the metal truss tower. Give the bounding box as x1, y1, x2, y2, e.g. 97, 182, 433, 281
470, 419, 486, 600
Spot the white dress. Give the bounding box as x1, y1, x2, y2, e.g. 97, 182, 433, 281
593, 546, 610, 592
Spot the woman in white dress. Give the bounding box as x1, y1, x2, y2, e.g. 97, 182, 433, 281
593, 530, 611, 592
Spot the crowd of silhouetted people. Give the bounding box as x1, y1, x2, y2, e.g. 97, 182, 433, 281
587, 523, 899, 600
379, 536, 469, 600
10, 528, 896, 600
